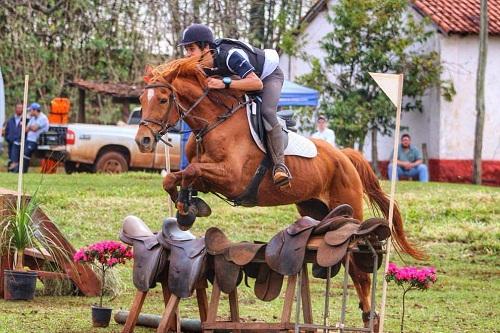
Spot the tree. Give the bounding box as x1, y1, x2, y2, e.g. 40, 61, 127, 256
473, 0, 488, 185
297, 0, 454, 173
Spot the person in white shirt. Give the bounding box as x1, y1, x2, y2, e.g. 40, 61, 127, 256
311, 115, 336, 147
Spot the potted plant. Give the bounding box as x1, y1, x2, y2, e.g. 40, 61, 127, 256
74, 240, 132, 328
0, 193, 66, 300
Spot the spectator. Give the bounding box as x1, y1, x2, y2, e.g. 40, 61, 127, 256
311, 115, 336, 147
9, 102, 49, 173
388, 133, 428, 182
1, 103, 24, 168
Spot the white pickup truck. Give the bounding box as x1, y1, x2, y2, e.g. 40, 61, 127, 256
38, 108, 182, 173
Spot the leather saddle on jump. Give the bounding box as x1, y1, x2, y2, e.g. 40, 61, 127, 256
205, 227, 265, 294
119, 216, 207, 298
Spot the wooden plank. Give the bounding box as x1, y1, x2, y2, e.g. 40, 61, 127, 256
300, 264, 314, 333
206, 279, 221, 323
157, 295, 180, 333
35, 270, 69, 280
280, 275, 297, 324
229, 289, 240, 323
202, 322, 294, 330
121, 291, 148, 333
160, 280, 177, 331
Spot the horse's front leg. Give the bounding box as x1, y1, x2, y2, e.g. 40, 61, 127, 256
175, 162, 233, 228
162, 171, 182, 204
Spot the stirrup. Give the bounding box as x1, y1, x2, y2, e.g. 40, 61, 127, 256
272, 163, 292, 187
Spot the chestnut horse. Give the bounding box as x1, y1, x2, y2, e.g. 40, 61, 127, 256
135, 57, 423, 329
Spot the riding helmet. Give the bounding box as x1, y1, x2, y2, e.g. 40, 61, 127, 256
178, 24, 214, 46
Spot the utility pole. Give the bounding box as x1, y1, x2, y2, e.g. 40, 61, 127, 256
473, 0, 488, 184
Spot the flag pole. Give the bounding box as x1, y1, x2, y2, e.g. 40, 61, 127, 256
16, 75, 29, 211
378, 73, 404, 333
163, 133, 174, 217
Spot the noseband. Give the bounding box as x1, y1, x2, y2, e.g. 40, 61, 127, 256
140, 82, 209, 145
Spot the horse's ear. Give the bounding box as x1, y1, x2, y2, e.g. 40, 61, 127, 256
144, 65, 154, 83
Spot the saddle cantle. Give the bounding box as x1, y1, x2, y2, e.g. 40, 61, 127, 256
119, 215, 168, 292
205, 227, 265, 294
120, 216, 207, 298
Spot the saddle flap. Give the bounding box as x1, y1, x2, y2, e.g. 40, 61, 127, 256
286, 216, 318, 236
162, 218, 195, 241
254, 263, 284, 302
143, 235, 160, 250
168, 242, 206, 298
132, 242, 167, 292
205, 227, 232, 255
323, 222, 361, 246
316, 238, 349, 268
265, 226, 314, 276
356, 218, 391, 240
214, 254, 242, 294
122, 215, 155, 239
227, 242, 265, 266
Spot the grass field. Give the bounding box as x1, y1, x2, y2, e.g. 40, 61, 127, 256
0, 172, 498, 333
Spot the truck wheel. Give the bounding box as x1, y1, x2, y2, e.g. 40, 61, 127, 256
95, 151, 128, 173
64, 161, 77, 174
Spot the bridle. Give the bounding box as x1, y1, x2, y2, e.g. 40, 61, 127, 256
140, 81, 251, 153
140, 82, 210, 146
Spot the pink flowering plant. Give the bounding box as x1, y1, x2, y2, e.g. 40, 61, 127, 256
386, 262, 437, 333
74, 240, 133, 307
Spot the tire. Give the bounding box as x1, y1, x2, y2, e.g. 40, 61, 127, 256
95, 151, 128, 173
64, 161, 77, 174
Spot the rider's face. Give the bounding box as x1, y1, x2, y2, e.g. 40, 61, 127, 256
184, 43, 213, 67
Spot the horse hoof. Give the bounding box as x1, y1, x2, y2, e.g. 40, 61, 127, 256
192, 197, 212, 217
362, 311, 380, 332
176, 209, 196, 230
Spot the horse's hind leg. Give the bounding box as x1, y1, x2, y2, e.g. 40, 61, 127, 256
347, 258, 379, 331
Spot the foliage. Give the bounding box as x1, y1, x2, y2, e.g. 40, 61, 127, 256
296, 0, 455, 150
386, 262, 437, 333
74, 240, 132, 307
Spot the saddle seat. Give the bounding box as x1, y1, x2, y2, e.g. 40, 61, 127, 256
119, 216, 168, 293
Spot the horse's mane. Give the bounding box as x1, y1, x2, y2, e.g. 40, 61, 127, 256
149, 56, 206, 86
146, 55, 244, 102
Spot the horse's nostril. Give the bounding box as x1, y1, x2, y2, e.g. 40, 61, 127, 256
142, 137, 151, 145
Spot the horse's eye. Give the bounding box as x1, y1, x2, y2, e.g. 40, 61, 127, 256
159, 98, 168, 104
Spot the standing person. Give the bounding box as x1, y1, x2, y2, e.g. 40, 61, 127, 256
311, 115, 336, 147
10, 102, 49, 173
178, 23, 291, 187
1, 103, 24, 167
387, 133, 429, 182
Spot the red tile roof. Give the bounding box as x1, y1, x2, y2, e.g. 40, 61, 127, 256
412, 0, 500, 35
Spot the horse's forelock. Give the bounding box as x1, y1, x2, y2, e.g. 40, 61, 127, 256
149, 56, 205, 85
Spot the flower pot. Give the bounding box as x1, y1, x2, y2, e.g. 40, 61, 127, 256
3, 270, 37, 300
91, 305, 113, 327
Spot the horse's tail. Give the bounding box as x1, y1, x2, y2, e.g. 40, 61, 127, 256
342, 148, 426, 260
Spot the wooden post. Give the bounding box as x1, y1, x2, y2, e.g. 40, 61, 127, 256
121, 291, 148, 333
78, 88, 86, 123
473, 0, 488, 185
300, 264, 313, 325
157, 294, 180, 333
281, 275, 297, 323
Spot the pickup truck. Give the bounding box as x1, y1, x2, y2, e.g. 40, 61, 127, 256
37, 108, 182, 173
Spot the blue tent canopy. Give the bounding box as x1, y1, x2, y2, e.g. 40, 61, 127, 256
278, 80, 319, 107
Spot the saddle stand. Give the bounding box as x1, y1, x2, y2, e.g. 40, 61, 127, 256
121, 274, 209, 333
293, 237, 386, 333
202, 258, 314, 333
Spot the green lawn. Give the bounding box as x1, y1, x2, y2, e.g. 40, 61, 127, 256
0, 172, 498, 333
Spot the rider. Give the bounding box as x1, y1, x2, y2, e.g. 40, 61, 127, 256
178, 23, 291, 187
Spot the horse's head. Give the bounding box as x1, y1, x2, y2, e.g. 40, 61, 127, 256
135, 58, 207, 153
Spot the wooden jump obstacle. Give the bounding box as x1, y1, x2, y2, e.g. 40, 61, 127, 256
0, 188, 101, 297
120, 235, 384, 333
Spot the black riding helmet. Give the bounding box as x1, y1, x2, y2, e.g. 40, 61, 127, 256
178, 24, 214, 46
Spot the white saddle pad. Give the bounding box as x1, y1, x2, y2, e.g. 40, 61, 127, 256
246, 106, 317, 158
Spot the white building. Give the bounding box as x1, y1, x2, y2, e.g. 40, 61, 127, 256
280, 0, 500, 185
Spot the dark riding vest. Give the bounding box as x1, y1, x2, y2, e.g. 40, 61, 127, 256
205, 38, 266, 78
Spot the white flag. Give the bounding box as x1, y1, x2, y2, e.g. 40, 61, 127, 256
369, 72, 403, 107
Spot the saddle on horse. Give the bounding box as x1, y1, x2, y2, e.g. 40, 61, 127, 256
119, 216, 207, 298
